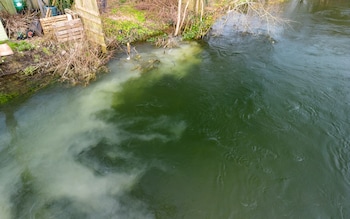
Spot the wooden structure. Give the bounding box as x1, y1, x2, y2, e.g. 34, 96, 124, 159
40, 15, 69, 35
54, 19, 84, 42
39, 10, 84, 42
0, 0, 16, 14
74, 0, 107, 52
64, 8, 79, 19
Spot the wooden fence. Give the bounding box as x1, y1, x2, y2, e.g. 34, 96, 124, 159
39, 10, 84, 42
74, 0, 107, 52
40, 15, 69, 35
0, 0, 16, 14
54, 19, 84, 42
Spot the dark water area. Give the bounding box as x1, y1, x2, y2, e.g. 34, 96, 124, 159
1, 0, 350, 218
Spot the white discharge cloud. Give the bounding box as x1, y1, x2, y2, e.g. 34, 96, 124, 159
0, 42, 201, 219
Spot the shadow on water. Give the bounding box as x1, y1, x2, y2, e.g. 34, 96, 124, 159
1, 104, 19, 146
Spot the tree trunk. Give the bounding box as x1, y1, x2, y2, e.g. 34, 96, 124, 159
174, 0, 182, 36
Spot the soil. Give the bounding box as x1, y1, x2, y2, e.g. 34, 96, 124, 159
0, 40, 57, 104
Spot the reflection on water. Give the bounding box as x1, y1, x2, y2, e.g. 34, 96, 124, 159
1, 0, 350, 218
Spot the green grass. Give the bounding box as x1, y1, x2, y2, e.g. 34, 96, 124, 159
119, 5, 146, 22
103, 4, 166, 44
42, 47, 51, 55
7, 41, 35, 52
103, 18, 160, 43
22, 66, 37, 76
183, 15, 215, 40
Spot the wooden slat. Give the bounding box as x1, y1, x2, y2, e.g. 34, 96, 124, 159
40, 15, 68, 35
55, 27, 84, 36
0, 0, 16, 14
54, 19, 82, 28
53, 19, 84, 42
58, 35, 84, 42
74, 0, 106, 52
75, 5, 100, 17
64, 9, 79, 19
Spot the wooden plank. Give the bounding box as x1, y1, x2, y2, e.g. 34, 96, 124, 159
83, 27, 104, 35
74, 0, 107, 52
75, 9, 102, 25
57, 35, 84, 42
53, 23, 83, 32
55, 27, 84, 36
55, 25, 82, 31
53, 20, 82, 28
54, 19, 82, 28
40, 14, 67, 23
57, 35, 83, 42
0, 0, 16, 14
56, 32, 83, 38
40, 15, 68, 34
75, 5, 100, 17
53, 19, 84, 42
55, 26, 83, 33
64, 9, 79, 19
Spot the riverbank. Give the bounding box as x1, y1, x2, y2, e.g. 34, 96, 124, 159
0, 39, 55, 104
0, 36, 110, 105
0, 0, 287, 105
0, 2, 170, 105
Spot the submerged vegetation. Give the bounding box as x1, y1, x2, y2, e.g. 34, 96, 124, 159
0, 93, 17, 105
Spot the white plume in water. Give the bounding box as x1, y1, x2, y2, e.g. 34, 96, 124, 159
119, 115, 187, 143
0, 42, 202, 219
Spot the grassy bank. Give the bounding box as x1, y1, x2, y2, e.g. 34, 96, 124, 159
0, 0, 287, 105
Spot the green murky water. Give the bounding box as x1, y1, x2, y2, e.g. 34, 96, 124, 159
1, 0, 350, 218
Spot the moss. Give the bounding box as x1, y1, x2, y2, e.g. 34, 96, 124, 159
0, 92, 19, 105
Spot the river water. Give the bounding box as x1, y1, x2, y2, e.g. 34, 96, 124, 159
1, 0, 350, 218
